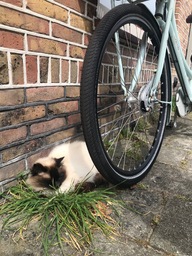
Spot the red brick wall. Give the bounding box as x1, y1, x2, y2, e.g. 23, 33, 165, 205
0, 0, 191, 188
175, 0, 192, 54
0, 0, 97, 188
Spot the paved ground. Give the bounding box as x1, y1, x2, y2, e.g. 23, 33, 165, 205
0, 115, 192, 256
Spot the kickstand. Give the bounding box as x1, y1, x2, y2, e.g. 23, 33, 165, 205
166, 108, 178, 129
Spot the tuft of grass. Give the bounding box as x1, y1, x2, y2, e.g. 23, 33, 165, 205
0, 180, 121, 255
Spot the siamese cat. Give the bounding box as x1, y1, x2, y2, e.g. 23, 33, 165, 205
26, 139, 105, 193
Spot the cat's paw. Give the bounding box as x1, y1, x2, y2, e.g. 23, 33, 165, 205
57, 183, 75, 194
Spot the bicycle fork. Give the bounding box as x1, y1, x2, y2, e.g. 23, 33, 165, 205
113, 0, 175, 112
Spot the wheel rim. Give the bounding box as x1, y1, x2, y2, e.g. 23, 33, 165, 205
92, 15, 168, 177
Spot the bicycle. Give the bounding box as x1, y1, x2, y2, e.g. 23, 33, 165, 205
80, 0, 192, 187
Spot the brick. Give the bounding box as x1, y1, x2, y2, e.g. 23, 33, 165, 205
3, 180, 18, 190
0, 51, 9, 84
26, 87, 64, 102
28, 35, 67, 56
65, 86, 80, 98
45, 127, 75, 145
25, 138, 45, 153
70, 13, 93, 33
51, 58, 60, 83
84, 34, 91, 46
26, 55, 37, 84
67, 113, 81, 125
0, 6, 49, 35
55, 0, 85, 13
27, 0, 68, 23
40, 56, 49, 83
78, 61, 83, 83
48, 101, 79, 115
0, 30, 24, 50
11, 54, 24, 84
175, 0, 192, 53
0, 106, 46, 127
0, 0, 22, 7
52, 23, 82, 44
69, 45, 85, 59
1, 138, 44, 162
62, 60, 69, 83
0, 160, 25, 181
0, 126, 27, 147
70, 61, 77, 83
0, 89, 24, 106
30, 118, 66, 135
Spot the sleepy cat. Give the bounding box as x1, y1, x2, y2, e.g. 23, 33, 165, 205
26, 139, 105, 193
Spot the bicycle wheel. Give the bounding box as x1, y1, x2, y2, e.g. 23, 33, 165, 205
80, 4, 171, 187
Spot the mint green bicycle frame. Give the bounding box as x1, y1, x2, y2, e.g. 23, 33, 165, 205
154, 0, 192, 102
112, 0, 192, 105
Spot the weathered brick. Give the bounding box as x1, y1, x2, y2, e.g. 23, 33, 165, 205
28, 35, 67, 56
0, 106, 46, 127
0, 126, 27, 147
27, 0, 68, 22
0, 30, 24, 50
0, 89, 24, 106
30, 118, 66, 135
65, 86, 80, 98
0, 51, 9, 84
70, 13, 93, 33
40, 56, 49, 83
45, 127, 75, 145
51, 58, 60, 83
78, 61, 83, 83
62, 60, 69, 83
52, 23, 82, 44
55, 0, 85, 13
3, 180, 18, 190
11, 54, 24, 84
175, 0, 192, 54
0, 160, 25, 181
69, 45, 85, 59
84, 34, 91, 46
1, 139, 45, 163
27, 87, 64, 102
67, 113, 81, 125
26, 55, 37, 84
1, 146, 25, 163
70, 61, 77, 83
48, 101, 79, 115
0, 6, 49, 35
0, 0, 22, 7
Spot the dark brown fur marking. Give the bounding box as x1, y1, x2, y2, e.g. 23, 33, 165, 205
28, 158, 66, 190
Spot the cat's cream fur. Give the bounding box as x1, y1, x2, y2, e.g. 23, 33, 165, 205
26, 140, 105, 193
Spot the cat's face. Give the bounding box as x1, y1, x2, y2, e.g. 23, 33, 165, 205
26, 157, 65, 191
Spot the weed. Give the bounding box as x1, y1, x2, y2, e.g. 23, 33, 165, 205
0, 180, 122, 255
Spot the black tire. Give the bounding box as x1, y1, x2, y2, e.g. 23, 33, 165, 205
80, 4, 171, 187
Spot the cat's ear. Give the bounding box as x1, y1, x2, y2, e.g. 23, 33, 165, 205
31, 163, 47, 175
55, 157, 64, 167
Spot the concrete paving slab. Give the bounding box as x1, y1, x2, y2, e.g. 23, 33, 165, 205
0, 116, 192, 255
150, 196, 192, 256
